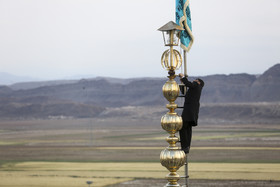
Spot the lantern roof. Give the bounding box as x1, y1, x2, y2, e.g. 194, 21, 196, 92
158, 21, 184, 31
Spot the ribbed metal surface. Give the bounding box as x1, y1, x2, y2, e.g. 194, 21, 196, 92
160, 70, 185, 187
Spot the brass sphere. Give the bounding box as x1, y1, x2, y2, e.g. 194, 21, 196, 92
162, 79, 179, 103
160, 148, 186, 172
161, 113, 183, 134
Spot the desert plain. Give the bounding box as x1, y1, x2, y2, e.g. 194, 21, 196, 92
0, 108, 280, 187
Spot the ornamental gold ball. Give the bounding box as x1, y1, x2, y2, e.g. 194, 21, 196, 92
161, 113, 183, 134
162, 79, 180, 103
160, 148, 186, 172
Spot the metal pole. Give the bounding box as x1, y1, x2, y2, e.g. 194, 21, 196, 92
170, 30, 174, 68
184, 50, 187, 77
183, 50, 189, 187
185, 156, 189, 187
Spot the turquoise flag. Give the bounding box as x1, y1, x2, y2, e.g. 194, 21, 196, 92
176, 0, 194, 52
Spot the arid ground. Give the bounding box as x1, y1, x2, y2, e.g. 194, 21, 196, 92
0, 116, 279, 186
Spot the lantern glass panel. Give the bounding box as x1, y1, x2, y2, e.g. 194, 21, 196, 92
162, 30, 181, 46
162, 31, 169, 45
173, 30, 181, 45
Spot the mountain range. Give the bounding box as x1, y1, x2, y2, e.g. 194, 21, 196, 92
0, 64, 279, 122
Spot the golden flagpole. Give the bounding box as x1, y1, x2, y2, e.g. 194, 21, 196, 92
158, 21, 186, 187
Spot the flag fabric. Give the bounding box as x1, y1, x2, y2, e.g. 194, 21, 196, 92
176, 0, 194, 52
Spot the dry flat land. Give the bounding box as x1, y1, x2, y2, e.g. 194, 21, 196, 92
0, 118, 280, 186
1, 162, 280, 187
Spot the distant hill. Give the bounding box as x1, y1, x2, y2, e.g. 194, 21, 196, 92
9, 76, 165, 90
200, 73, 257, 103
10, 79, 80, 90
0, 96, 105, 119
0, 64, 279, 121
250, 64, 280, 101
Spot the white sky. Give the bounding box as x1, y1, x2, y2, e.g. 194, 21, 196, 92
0, 0, 279, 80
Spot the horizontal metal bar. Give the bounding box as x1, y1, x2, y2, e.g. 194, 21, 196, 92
180, 175, 189, 179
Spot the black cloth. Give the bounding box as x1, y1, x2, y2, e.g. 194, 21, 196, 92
179, 121, 192, 153
180, 77, 203, 126
179, 77, 203, 153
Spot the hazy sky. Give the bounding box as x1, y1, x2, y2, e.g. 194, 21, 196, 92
0, 0, 279, 80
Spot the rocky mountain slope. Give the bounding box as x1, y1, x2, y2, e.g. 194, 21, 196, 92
0, 64, 279, 121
